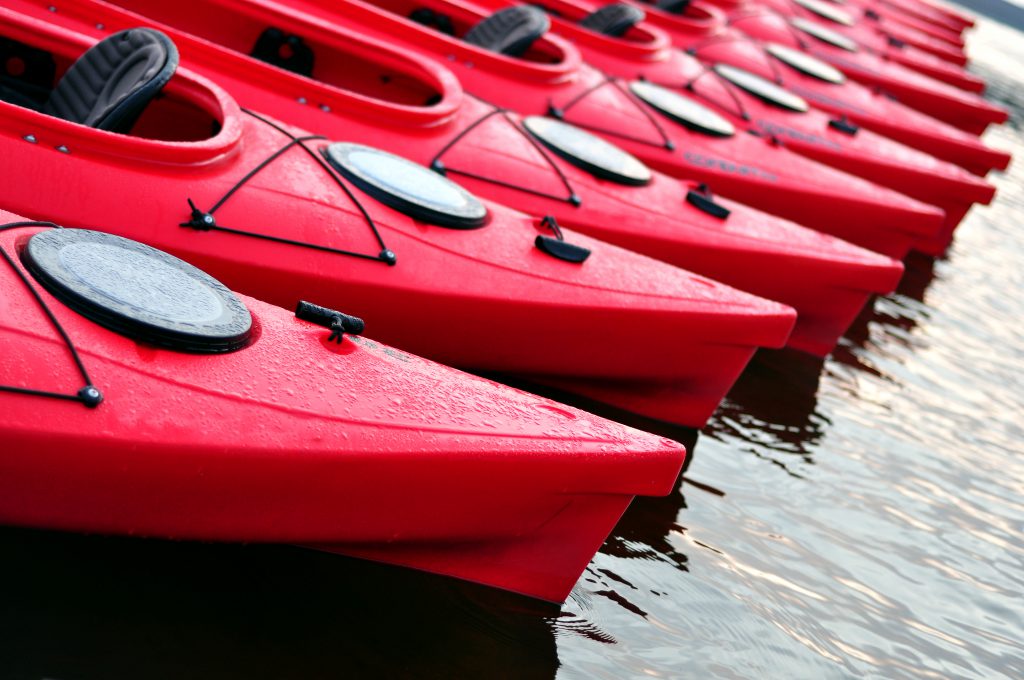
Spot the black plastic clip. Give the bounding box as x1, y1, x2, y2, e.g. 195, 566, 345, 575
77, 385, 103, 408
686, 184, 731, 220
295, 300, 365, 344
547, 103, 565, 119
828, 115, 859, 136
535, 215, 591, 263
181, 198, 216, 231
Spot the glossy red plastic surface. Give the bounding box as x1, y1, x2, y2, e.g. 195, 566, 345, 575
631, 1, 1011, 174
6, 0, 906, 356
0, 218, 687, 602
0, 9, 799, 426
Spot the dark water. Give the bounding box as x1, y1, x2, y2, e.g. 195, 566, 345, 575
3, 7, 1023, 680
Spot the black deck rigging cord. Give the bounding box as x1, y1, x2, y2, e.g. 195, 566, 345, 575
0, 221, 103, 408
181, 108, 397, 265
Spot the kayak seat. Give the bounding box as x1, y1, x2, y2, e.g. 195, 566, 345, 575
250, 27, 315, 78
0, 36, 57, 111
409, 8, 456, 36
42, 28, 178, 134
652, 0, 692, 15
463, 6, 550, 57
578, 4, 646, 37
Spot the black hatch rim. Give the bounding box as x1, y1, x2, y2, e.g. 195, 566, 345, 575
522, 115, 653, 186
323, 142, 488, 229
766, 42, 847, 84
713, 63, 811, 113
22, 228, 252, 353
629, 80, 737, 137
792, 0, 855, 27
790, 17, 859, 52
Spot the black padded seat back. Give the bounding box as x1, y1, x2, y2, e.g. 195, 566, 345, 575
250, 28, 315, 77
463, 6, 550, 57
43, 28, 178, 133
0, 36, 57, 110
579, 4, 646, 37
653, 0, 692, 14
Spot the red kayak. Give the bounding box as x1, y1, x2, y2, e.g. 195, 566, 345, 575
702, 0, 983, 91
0, 16, 799, 426
393, 0, 991, 251
624, 0, 1010, 174
9, 0, 910, 356
721, 6, 1004, 134
0, 214, 688, 602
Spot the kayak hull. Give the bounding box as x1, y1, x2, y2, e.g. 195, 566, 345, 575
0, 217, 687, 603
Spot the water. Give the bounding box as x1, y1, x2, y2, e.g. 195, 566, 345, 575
2, 6, 1023, 679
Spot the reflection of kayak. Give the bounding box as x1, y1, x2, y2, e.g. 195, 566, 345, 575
0, 16, 799, 426
420, 0, 988, 254
0, 216, 687, 603
723, 7, 1004, 134
627, 0, 1010, 174
6, 0, 908, 357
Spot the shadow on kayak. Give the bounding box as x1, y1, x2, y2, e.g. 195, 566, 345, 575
0, 527, 561, 680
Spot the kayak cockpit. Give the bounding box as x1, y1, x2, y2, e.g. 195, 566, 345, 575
0, 25, 223, 143
352, 0, 572, 66
640, 0, 724, 29
97, 0, 451, 107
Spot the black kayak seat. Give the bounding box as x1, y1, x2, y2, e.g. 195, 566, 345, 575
250, 28, 315, 77
0, 36, 57, 110
42, 28, 178, 134
409, 8, 457, 36
653, 0, 692, 15
578, 4, 646, 37
463, 6, 550, 57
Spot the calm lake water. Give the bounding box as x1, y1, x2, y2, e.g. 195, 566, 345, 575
2, 5, 1022, 679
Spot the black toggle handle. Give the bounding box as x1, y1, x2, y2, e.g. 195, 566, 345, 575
295, 300, 365, 344
686, 185, 731, 220
534, 216, 591, 263
828, 115, 859, 135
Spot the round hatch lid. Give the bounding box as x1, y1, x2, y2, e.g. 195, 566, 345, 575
713, 63, 810, 113
792, 0, 855, 26
790, 17, 859, 52
522, 116, 652, 186
323, 143, 488, 229
766, 43, 846, 84
22, 229, 252, 353
629, 80, 736, 137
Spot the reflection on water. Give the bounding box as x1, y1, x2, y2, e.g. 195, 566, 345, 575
2, 5, 1023, 680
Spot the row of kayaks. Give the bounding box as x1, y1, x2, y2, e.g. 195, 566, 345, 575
0, 0, 1006, 601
